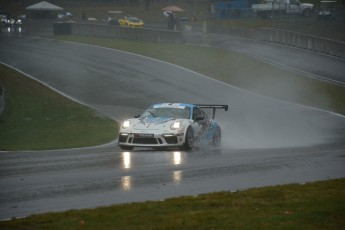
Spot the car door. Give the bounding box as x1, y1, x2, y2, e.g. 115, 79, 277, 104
192, 107, 207, 138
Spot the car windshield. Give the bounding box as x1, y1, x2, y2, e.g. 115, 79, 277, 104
128, 17, 140, 22
141, 107, 190, 119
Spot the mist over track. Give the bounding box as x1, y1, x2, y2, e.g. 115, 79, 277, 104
0, 34, 344, 220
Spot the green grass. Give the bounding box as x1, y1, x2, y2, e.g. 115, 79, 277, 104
1, 178, 344, 229
55, 35, 345, 116
0, 64, 118, 151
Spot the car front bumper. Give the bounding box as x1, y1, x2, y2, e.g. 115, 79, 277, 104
118, 132, 185, 148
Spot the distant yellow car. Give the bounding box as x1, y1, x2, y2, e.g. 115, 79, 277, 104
119, 16, 144, 28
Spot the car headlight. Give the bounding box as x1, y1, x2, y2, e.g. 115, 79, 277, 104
122, 120, 131, 129
170, 121, 181, 130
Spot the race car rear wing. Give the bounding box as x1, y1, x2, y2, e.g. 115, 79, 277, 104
195, 104, 228, 119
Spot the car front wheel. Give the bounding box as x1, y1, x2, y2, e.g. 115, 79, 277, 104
182, 127, 194, 151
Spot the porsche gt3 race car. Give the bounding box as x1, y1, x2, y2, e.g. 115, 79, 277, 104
118, 103, 228, 150
118, 16, 144, 28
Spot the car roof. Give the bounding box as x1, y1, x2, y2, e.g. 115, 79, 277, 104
151, 103, 195, 109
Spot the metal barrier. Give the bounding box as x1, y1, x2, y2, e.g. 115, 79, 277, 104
207, 25, 345, 59
256, 28, 345, 59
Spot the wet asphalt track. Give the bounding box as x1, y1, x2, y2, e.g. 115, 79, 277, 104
0, 32, 345, 220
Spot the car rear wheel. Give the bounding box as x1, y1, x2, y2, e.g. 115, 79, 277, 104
182, 127, 194, 151
212, 128, 221, 147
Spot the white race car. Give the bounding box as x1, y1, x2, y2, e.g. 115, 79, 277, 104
118, 103, 228, 150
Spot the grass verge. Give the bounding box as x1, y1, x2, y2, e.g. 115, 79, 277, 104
1, 178, 344, 229
0, 64, 118, 151
54, 35, 345, 115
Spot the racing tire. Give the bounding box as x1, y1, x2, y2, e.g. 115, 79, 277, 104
182, 127, 194, 151
120, 146, 134, 150
212, 128, 221, 147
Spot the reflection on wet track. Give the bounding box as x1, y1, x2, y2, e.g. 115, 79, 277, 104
173, 171, 183, 184
173, 151, 182, 165
122, 152, 131, 169
121, 176, 132, 191
1, 26, 23, 38
1, 139, 345, 220
119, 151, 184, 191
120, 150, 184, 169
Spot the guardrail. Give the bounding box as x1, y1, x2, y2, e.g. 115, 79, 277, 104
0, 85, 4, 117
207, 25, 345, 59
256, 28, 345, 59
207, 25, 256, 39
